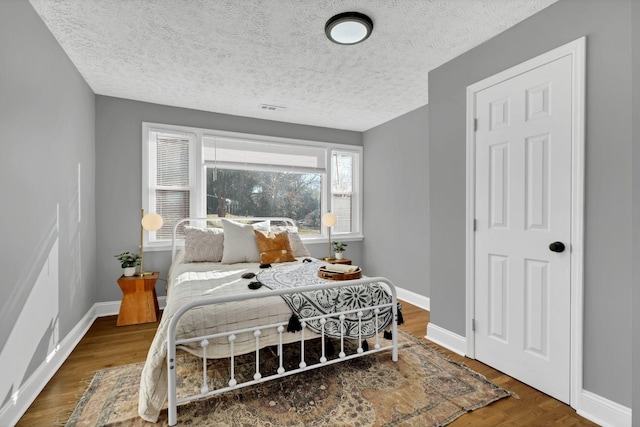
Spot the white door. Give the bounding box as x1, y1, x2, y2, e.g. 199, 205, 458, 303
474, 54, 572, 403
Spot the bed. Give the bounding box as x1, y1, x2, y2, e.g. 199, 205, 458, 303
137, 217, 399, 425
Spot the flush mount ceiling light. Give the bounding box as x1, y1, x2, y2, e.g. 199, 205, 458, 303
325, 12, 373, 45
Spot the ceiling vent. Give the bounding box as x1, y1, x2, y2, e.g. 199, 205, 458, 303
259, 104, 286, 112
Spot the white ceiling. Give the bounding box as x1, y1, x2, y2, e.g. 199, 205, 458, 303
29, 0, 558, 132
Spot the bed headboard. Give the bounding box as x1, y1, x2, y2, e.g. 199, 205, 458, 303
171, 217, 297, 261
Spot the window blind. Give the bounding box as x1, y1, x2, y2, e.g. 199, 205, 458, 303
152, 132, 191, 240
203, 136, 327, 173
157, 136, 189, 187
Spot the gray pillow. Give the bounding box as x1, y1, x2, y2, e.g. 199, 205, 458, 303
271, 226, 310, 258
183, 226, 224, 263
287, 231, 310, 258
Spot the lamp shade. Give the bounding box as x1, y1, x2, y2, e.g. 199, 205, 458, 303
321, 212, 337, 227
141, 212, 163, 231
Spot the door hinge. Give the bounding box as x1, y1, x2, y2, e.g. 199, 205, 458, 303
472, 318, 476, 332
473, 219, 477, 231
474, 118, 478, 132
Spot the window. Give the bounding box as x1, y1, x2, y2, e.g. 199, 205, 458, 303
332, 151, 358, 233
144, 130, 195, 241
142, 123, 362, 248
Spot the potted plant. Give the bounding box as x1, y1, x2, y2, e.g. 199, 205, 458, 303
332, 241, 347, 260
114, 251, 141, 277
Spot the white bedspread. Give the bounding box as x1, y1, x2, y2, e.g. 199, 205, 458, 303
138, 252, 317, 422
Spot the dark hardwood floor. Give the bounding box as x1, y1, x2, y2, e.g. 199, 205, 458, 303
17, 301, 597, 426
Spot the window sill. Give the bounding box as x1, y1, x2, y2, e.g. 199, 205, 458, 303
145, 234, 364, 252
300, 234, 364, 245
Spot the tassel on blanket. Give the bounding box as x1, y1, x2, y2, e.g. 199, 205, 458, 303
382, 303, 405, 340
325, 337, 335, 357
287, 314, 302, 332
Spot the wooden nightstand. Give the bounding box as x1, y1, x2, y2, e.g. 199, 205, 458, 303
116, 272, 160, 326
325, 258, 352, 265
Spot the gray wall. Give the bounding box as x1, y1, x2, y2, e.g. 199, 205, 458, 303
633, 0, 640, 423
6, 0, 635, 419
0, 0, 96, 403
428, 0, 632, 407
362, 105, 429, 297
95, 96, 362, 302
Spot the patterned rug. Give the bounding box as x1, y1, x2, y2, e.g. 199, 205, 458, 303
64, 331, 510, 426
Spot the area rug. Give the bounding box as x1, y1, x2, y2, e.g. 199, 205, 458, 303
64, 331, 510, 426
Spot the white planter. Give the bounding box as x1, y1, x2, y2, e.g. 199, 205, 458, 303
334, 252, 343, 260
123, 266, 136, 277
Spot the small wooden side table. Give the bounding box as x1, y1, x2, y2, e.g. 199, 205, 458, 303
116, 272, 160, 326
325, 258, 352, 265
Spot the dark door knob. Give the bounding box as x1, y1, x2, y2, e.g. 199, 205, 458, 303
549, 242, 565, 253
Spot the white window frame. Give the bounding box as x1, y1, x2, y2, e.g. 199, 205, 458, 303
142, 126, 197, 249
142, 122, 363, 250
330, 149, 361, 234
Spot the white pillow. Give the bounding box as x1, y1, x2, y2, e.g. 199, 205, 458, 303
220, 219, 261, 263
183, 226, 224, 263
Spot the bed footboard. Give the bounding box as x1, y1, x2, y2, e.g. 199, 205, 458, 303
166, 277, 399, 426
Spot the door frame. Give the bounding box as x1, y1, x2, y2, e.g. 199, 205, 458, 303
465, 37, 586, 408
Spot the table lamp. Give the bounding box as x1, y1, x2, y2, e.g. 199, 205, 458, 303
321, 212, 337, 261
138, 209, 163, 276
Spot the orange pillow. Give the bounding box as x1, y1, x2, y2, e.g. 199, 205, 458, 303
254, 230, 297, 264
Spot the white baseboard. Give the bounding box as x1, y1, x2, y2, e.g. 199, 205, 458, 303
425, 322, 466, 356
93, 300, 120, 317
93, 296, 167, 317
0, 305, 96, 427
0, 297, 167, 427
578, 389, 632, 427
4, 297, 631, 427
396, 287, 430, 311
423, 323, 632, 427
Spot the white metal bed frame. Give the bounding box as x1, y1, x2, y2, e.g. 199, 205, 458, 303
165, 218, 399, 426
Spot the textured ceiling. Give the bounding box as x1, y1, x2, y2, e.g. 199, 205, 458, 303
29, 0, 558, 132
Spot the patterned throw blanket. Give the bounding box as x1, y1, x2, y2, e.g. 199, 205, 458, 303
257, 259, 394, 339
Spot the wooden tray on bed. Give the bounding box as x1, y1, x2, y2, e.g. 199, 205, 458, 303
318, 266, 362, 281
